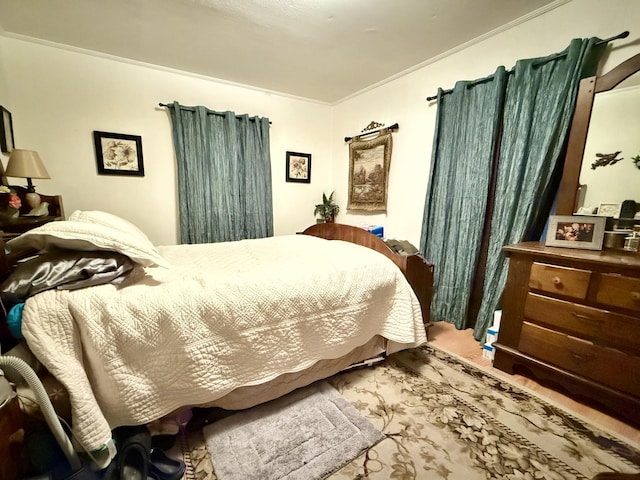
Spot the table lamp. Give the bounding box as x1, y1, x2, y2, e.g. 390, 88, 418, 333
5, 149, 51, 210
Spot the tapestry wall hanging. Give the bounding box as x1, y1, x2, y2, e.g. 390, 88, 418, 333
347, 128, 392, 212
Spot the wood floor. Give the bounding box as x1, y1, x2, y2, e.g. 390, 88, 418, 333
426, 321, 640, 448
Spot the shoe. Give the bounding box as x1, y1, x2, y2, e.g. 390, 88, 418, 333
61, 464, 101, 479
148, 448, 185, 480
150, 434, 177, 452
119, 443, 148, 480
113, 426, 151, 480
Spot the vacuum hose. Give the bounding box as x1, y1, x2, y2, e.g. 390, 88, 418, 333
0, 355, 82, 471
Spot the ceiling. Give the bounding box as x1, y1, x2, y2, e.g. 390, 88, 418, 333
0, 0, 563, 103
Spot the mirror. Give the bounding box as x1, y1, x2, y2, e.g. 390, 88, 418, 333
577, 79, 640, 212
556, 52, 640, 217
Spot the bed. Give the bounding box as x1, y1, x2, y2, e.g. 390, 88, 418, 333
0, 213, 432, 465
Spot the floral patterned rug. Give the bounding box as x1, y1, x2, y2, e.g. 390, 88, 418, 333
180, 344, 640, 479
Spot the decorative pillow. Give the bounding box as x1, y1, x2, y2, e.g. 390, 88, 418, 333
7, 220, 169, 268
68, 210, 151, 245
1, 249, 136, 300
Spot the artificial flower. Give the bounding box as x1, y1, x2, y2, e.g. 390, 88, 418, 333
8, 193, 21, 209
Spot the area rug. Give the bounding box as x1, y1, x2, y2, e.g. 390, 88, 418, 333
200, 381, 385, 480
180, 344, 640, 479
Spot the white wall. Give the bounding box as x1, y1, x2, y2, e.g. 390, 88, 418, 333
332, 0, 640, 245
0, 36, 7, 103
1, 38, 333, 245
2, 0, 640, 246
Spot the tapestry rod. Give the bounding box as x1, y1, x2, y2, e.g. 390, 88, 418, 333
344, 123, 399, 143
425, 30, 631, 101
158, 103, 272, 124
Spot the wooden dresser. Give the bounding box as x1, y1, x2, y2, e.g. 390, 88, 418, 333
492, 241, 640, 426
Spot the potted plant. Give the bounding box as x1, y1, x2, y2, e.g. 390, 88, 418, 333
314, 191, 340, 223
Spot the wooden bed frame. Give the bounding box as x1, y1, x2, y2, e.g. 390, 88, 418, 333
302, 223, 433, 325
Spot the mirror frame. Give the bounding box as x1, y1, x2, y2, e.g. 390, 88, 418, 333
556, 52, 640, 215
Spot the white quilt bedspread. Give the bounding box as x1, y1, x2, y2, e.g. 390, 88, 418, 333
21, 234, 425, 453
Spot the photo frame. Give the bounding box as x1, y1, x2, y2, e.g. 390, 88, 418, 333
93, 131, 144, 176
285, 151, 311, 183
545, 215, 606, 250
0, 106, 15, 153
347, 130, 392, 212
597, 202, 622, 218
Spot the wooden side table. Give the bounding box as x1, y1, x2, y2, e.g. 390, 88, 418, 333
0, 187, 64, 241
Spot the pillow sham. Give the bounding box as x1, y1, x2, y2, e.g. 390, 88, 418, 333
0, 249, 136, 299
7, 220, 169, 268
68, 210, 151, 245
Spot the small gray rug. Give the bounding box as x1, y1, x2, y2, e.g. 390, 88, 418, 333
203, 381, 385, 480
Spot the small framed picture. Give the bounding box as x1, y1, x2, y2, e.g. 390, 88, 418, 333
93, 131, 144, 176
285, 151, 311, 183
545, 215, 606, 250
0, 105, 15, 153
597, 202, 622, 218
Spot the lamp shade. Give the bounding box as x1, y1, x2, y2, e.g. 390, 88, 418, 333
5, 149, 50, 179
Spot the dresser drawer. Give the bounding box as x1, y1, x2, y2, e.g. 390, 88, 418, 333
529, 263, 591, 300
524, 293, 640, 352
518, 322, 640, 396
597, 274, 640, 313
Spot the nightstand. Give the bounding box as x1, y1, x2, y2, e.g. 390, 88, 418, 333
0, 187, 64, 241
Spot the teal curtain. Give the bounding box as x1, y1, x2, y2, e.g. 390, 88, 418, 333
473, 38, 603, 341
420, 68, 507, 328
166, 102, 273, 244
420, 38, 604, 339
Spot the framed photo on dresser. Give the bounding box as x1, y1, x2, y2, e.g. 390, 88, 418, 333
545, 215, 606, 250
596, 202, 622, 219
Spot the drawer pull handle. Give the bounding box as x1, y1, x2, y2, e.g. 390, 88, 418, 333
570, 352, 594, 362
632, 291, 640, 302
552, 276, 562, 286
571, 313, 601, 326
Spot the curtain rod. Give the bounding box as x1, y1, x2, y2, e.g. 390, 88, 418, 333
158, 103, 272, 124
344, 123, 399, 142
425, 30, 630, 101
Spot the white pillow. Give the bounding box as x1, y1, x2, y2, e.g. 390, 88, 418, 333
7, 220, 169, 268
68, 210, 151, 243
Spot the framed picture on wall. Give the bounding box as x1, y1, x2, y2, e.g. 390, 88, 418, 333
285, 151, 311, 183
545, 215, 606, 250
93, 131, 145, 176
0, 106, 15, 153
